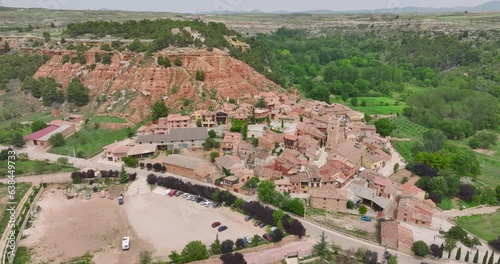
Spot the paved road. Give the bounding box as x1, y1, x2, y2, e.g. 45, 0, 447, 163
436, 206, 500, 218
244, 238, 314, 264
0, 146, 463, 264
379, 142, 406, 177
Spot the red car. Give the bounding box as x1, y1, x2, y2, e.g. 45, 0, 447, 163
168, 190, 177, 197
263, 233, 272, 242
254, 220, 262, 227
212, 222, 221, 228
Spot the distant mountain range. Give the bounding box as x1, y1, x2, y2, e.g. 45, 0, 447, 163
200, 1, 500, 15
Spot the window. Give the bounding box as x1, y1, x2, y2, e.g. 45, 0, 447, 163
324, 198, 326, 201
337, 199, 339, 202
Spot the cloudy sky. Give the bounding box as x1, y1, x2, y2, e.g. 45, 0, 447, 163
1, 0, 491, 13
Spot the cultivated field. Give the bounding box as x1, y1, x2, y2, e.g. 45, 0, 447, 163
124, 190, 267, 257
455, 212, 500, 242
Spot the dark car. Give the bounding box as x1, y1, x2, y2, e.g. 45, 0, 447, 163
254, 220, 262, 227
259, 223, 267, 228
263, 233, 272, 242
196, 197, 203, 203
212, 222, 221, 228
244, 215, 253, 222
212, 203, 221, 208
218, 226, 228, 232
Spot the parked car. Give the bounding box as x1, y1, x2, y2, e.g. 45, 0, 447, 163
244, 215, 253, 222
196, 197, 203, 203
212, 203, 221, 208
204, 202, 212, 208
270, 227, 277, 232
175, 191, 183, 197
122, 236, 130, 250
259, 223, 267, 228
86, 193, 91, 199
244, 236, 253, 244
360, 216, 372, 222
212, 222, 221, 228
254, 220, 262, 227
257, 236, 265, 243
182, 193, 189, 198
168, 190, 177, 197
263, 234, 272, 242
218, 226, 228, 232
165, 189, 171, 195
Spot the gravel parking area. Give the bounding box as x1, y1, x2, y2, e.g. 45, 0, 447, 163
124, 189, 266, 257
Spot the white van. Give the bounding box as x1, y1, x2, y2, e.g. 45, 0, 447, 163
122, 236, 130, 250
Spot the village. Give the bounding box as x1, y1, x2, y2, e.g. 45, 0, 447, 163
18, 89, 450, 257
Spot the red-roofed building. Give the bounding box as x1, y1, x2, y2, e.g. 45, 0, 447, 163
24, 124, 75, 148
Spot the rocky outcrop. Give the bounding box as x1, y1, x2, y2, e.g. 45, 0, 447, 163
30, 47, 279, 122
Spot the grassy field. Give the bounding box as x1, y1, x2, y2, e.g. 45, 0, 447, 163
0, 111, 56, 129
90, 115, 127, 124
392, 141, 415, 161
0, 160, 78, 177
456, 213, 500, 242
451, 131, 500, 187
331, 96, 406, 115
0, 183, 32, 239
48, 125, 133, 158
13, 247, 32, 264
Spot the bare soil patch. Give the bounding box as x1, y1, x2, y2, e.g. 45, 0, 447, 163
473, 148, 496, 156
124, 191, 267, 258
20, 185, 151, 264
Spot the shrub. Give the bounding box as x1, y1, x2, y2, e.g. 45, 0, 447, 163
221, 239, 234, 254
347, 200, 355, 209
458, 184, 476, 202
412, 241, 430, 257
358, 205, 368, 215
146, 174, 157, 185
430, 244, 441, 258
48, 133, 65, 147
123, 156, 138, 168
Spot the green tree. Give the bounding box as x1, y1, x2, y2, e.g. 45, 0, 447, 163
174, 57, 182, 66
488, 252, 495, 264
208, 130, 217, 138
444, 237, 457, 256
139, 250, 153, 264
151, 100, 168, 120
361, 100, 367, 107
350, 97, 359, 106
101, 53, 112, 64
358, 205, 368, 215
210, 152, 220, 162
10, 132, 26, 147
257, 180, 276, 203
168, 251, 182, 264
483, 251, 489, 264
119, 165, 129, 184
42, 32, 51, 42
254, 98, 266, 108
456, 247, 462, 260
421, 129, 447, 153
272, 210, 285, 226
48, 133, 65, 147
31, 120, 48, 133
94, 52, 101, 63
465, 251, 470, 262
468, 132, 498, 149
474, 250, 479, 263
66, 78, 89, 106
181, 241, 209, 263
210, 234, 222, 255
123, 156, 138, 167
309, 86, 330, 103
412, 241, 430, 257
313, 232, 332, 262
243, 177, 259, 189
374, 118, 394, 137
196, 119, 202, 127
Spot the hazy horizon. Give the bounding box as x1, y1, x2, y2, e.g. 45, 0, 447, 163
0, 0, 493, 13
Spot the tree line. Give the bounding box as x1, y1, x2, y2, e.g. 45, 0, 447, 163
22, 76, 89, 107
64, 19, 237, 52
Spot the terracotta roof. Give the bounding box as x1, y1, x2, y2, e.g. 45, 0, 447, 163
167, 114, 190, 121
136, 127, 208, 144
284, 134, 298, 141
310, 187, 348, 200
24, 125, 60, 141
398, 197, 433, 223
381, 220, 414, 250
402, 183, 425, 197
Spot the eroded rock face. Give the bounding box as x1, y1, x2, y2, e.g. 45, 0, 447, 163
31, 48, 279, 122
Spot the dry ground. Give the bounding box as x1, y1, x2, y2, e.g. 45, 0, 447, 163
124, 190, 267, 258
20, 185, 152, 264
